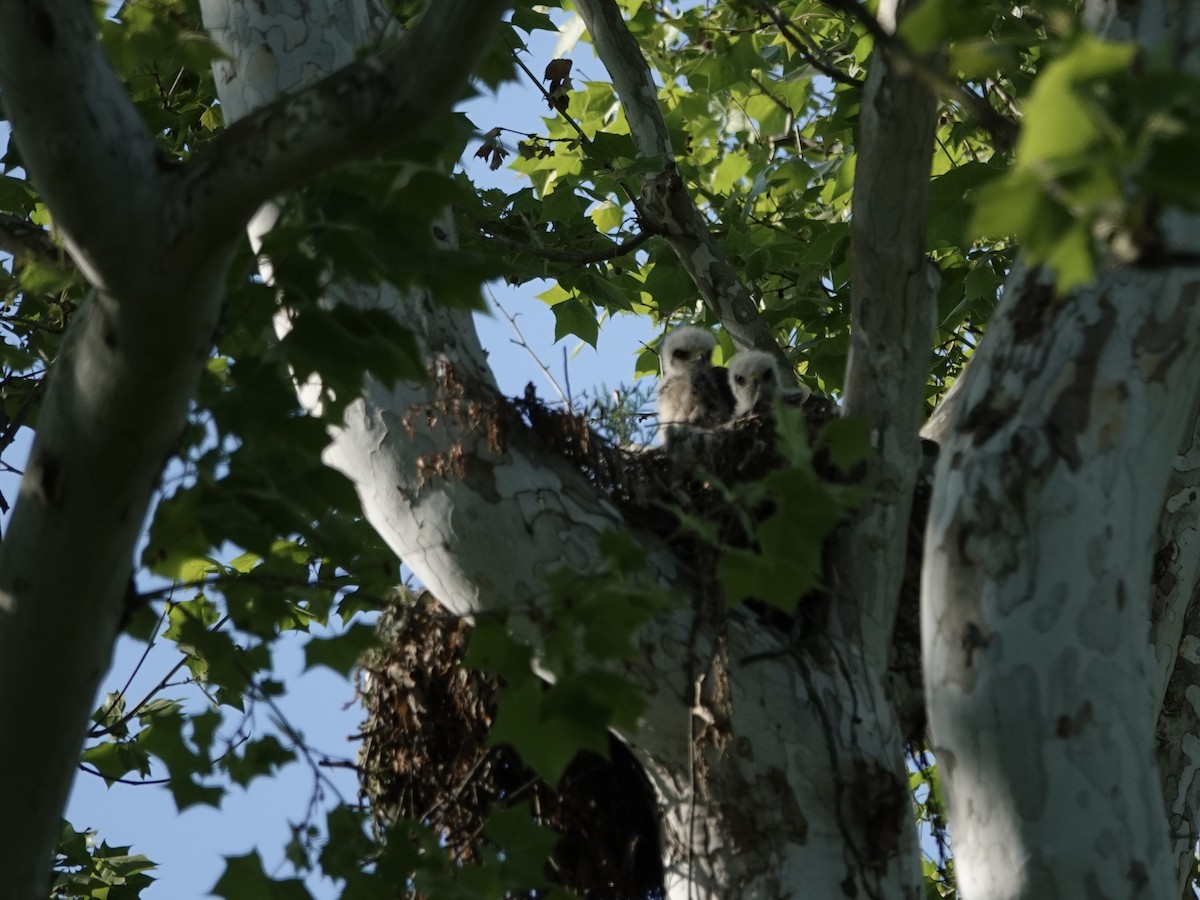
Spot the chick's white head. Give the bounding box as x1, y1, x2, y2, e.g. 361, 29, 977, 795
728, 350, 779, 415
661, 326, 718, 376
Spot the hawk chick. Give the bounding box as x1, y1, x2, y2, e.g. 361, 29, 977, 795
656, 326, 734, 442
728, 350, 808, 416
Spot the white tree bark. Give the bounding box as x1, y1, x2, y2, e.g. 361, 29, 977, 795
1153, 409, 1200, 894
924, 267, 1200, 900
839, 0, 937, 641
923, 1, 1200, 897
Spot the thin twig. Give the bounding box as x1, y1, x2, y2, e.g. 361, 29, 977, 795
76, 764, 171, 786
490, 290, 569, 404
90, 599, 173, 734
468, 208, 654, 264
89, 613, 232, 738
505, 38, 591, 146
263, 691, 350, 809
562, 346, 574, 413
504, 37, 648, 217
134, 571, 389, 609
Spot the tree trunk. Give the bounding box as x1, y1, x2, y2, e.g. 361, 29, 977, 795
0, 4, 235, 894
925, 266, 1200, 900
924, 2, 1200, 897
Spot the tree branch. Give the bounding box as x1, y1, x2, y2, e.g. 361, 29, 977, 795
0, 0, 170, 292
832, 0, 939, 652
572, 0, 789, 371
505, 40, 591, 146
466, 210, 654, 265
182, 0, 513, 251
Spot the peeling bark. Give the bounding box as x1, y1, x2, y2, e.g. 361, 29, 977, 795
924, 1, 1200, 896
925, 268, 1200, 898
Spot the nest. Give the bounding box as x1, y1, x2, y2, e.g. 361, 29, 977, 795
514, 384, 843, 545
357, 591, 664, 899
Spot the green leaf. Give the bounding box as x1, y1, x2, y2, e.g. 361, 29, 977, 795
639, 253, 695, 316
81, 740, 153, 785
818, 416, 873, 472
1020, 36, 1136, 163
163, 774, 225, 812
597, 528, 649, 572
577, 269, 633, 311
302, 623, 379, 677
551, 297, 600, 346
0, 174, 34, 213
463, 618, 534, 683
926, 162, 1000, 247
319, 806, 374, 882
542, 186, 589, 223
489, 678, 607, 785
222, 735, 295, 788
712, 151, 752, 193
721, 546, 814, 611
589, 201, 623, 233
53, 824, 157, 900
586, 131, 639, 166
898, 0, 995, 55
1045, 219, 1095, 292
140, 489, 212, 579
281, 303, 424, 415
212, 851, 313, 900
510, 6, 558, 33
483, 805, 559, 888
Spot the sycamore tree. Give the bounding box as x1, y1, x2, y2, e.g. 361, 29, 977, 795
3, 0, 1200, 898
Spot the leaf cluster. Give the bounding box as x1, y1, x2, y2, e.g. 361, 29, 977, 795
465, 529, 672, 787
718, 407, 870, 612
52, 823, 157, 900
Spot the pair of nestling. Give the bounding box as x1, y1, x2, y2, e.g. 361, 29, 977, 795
656, 325, 798, 442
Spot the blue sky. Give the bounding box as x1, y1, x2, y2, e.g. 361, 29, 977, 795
0, 8, 660, 899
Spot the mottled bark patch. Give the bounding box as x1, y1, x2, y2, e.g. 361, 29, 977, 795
1055, 700, 1095, 738
1046, 302, 1116, 470
1135, 281, 1198, 383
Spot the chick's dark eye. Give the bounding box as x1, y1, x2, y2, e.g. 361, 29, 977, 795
734, 375, 745, 384
672, 349, 689, 360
